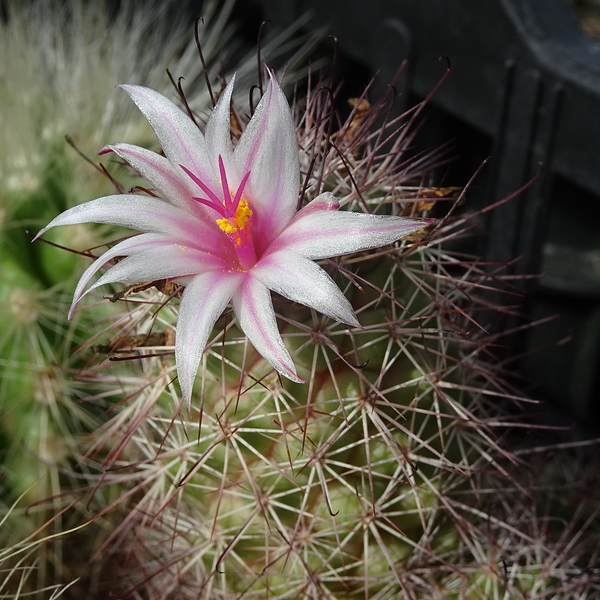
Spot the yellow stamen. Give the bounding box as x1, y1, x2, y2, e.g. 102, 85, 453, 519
233, 201, 252, 229
216, 201, 253, 234
216, 218, 237, 234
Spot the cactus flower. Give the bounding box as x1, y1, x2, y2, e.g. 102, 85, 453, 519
35, 72, 430, 404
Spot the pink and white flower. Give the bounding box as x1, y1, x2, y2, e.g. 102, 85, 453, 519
35, 72, 431, 404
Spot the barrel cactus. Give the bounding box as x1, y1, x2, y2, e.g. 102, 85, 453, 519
2, 3, 599, 597
30, 65, 599, 599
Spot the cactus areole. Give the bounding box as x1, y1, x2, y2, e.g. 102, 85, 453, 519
35, 70, 431, 404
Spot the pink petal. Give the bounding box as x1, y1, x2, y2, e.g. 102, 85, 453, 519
176, 270, 244, 405
119, 84, 218, 191
100, 143, 201, 213
232, 276, 304, 383
87, 244, 228, 295
253, 249, 360, 327
69, 233, 171, 316
291, 192, 340, 220
234, 72, 299, 247
33, 195, 230, 257
270, 210, 432, 259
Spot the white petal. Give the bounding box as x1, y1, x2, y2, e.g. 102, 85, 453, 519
33, 195, 226, 254
253, 250, 360, 327
101, 143, 198, 211
176, 270, 244, 406
234, 72, 299, 240
291, 192, 340, 219
69, 233, 171, 316
119, 84, 218, 190
87, 245, 226, 294
271, 210, 432, 259
232, 276, 303, 383
204, 75, 237, 180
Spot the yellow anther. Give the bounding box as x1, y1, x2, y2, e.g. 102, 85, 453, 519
216, 218, 238, 234
234, 201, 252, 230
216, 201, 253, 235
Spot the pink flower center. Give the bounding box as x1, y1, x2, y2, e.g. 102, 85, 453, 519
180, 157, 257, 270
